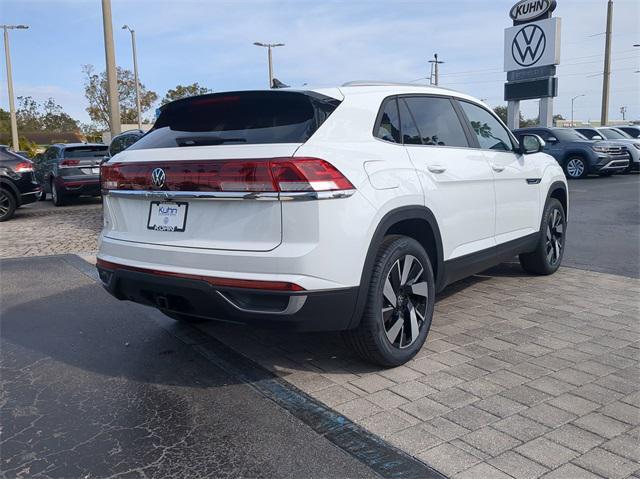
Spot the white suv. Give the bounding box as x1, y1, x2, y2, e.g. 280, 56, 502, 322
97, 83, 568, 366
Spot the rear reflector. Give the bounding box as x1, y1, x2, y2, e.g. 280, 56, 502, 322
96, 259, 305, 292
101, 157, 354, 194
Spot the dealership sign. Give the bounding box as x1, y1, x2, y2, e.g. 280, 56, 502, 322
509, 0, 556, 23
504, 17, 560, 72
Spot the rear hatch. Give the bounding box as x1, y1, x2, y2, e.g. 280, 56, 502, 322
61, 145, 107, 176
101, 90, 342, 252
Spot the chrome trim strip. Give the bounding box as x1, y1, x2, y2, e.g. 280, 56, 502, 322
601, 160, 630, 170
216, 291, 308, 315
105, 189, 356, 201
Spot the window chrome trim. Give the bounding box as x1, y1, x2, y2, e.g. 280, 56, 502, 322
105, 189, 356, 201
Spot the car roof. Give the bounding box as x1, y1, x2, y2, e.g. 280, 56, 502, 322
52, 142, 107, 149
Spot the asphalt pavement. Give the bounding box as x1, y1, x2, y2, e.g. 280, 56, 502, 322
0, 256, 381, 478
563, 173, 640, 278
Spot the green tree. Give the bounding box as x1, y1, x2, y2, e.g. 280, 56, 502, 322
13, 96, 79, 132
82, 64, 158, 129
161, 82, 212, 105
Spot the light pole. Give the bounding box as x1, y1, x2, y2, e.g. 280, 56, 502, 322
101, 0, 121, 137
122, 25, 142, 129
253, 42, 284, 88
1, 24, 29, 151
571, 94, 585, 127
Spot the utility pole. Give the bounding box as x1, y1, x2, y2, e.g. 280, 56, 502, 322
101, 0, 121, 137
1, 24, 29, 151
600, 0, 613, 126
571, 94, 585, 127
620, 106, 627, 120
253, 42, 285, 88
428, 53, 444, 86
122, 25, 141, 129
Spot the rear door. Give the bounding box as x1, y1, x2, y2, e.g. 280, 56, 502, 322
400, 95, 496, 259
101, 90, 341, 252
457, 101, 542, 243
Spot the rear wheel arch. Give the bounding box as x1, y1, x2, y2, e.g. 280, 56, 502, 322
349, 206, 444, 329
0, 179, 20, 206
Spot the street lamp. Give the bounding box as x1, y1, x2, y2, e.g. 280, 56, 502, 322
122, 25, 142, 129
1, 24, 29, 151
253, 42, 284, 89
571, 94, 585, 127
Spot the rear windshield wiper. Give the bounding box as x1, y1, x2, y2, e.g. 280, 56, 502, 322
176, 136, 247, 147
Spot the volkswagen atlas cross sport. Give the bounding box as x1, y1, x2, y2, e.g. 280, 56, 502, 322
96, 83, 568, 366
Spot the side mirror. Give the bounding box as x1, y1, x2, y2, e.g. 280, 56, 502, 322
520, 134, 546, 154
546, 136, 558, 143
592, 135, 603, 140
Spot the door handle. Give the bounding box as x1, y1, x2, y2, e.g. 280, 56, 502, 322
491, 164, 505, 172
427, 165, 446, 174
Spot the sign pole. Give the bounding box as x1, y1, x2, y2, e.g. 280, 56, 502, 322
539, 97, 553, 126
507, 100, 520, 129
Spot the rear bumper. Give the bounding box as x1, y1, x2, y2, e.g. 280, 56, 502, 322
97, 261, 359, 332
56, 175, 101, 195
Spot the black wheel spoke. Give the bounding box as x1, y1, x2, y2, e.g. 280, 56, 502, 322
382, 255, 428, 349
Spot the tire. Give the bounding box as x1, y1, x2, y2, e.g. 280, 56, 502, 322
343, 235, 435, 367
0, 188, 17, 222
519, 198, 566, 275
51, 178, 66, 206
564, 156, 588, 179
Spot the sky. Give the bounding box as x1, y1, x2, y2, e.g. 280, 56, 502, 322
1, 0, 638, 125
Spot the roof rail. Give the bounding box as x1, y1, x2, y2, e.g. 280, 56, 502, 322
341, 80, 445, 88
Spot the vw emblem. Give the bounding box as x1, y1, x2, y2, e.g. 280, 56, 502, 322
512, 24, 546, 67
151, 168, 166, 189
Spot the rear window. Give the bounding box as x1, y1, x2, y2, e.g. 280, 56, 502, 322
64, 146, 108, 158
129, 91, 341, 150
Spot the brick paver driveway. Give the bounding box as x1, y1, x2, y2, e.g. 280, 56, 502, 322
1, 200, 638, 478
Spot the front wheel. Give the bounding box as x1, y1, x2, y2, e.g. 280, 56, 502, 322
564, 157, 588, 179
519, 198, 566, 275
343, 236, 435, 367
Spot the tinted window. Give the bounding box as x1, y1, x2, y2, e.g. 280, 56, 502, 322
576, 129, 601, 140
459, 101, 513, 151
131, 91, 341, 150
619, 127, 640, 138
109, 133, 141, 156
376, 98, 401, 143
552, 129, 588, 141
600, 128, 628, 140
403, 97, 468, 147
46, 148, 59, 160
63, 146, 108, 158
398, 99, 422, 145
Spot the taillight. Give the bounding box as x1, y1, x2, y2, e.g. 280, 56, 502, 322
271, 158, 354, 192
60, 159, 80, 167
101, 158, 354, 194
14, 161, 33, 173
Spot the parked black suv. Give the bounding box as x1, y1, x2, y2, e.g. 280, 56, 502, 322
513, 127, 630, 179
35, 143, 108, 206
107, 129, 145, 159
0, 146, 42, 221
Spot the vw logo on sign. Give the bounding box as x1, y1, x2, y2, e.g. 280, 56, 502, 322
512, 24, 546, 67
151, 168, 166, 189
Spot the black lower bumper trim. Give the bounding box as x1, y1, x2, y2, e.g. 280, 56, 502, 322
98, 266, 359, 332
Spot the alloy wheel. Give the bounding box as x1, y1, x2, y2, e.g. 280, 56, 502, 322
0, 191, 9, 218
546, 208, 564, 266
382, 254, 429, 349
566, 159, 585, 178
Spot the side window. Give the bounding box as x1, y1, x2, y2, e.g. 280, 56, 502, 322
375, 98, 401, 143
577, 129, 595, 140
109, 135, 127, 157
46, 148, 58, 160
403, 97, 469, 147
459, 101, 515, 151
398, 99, 422, 145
